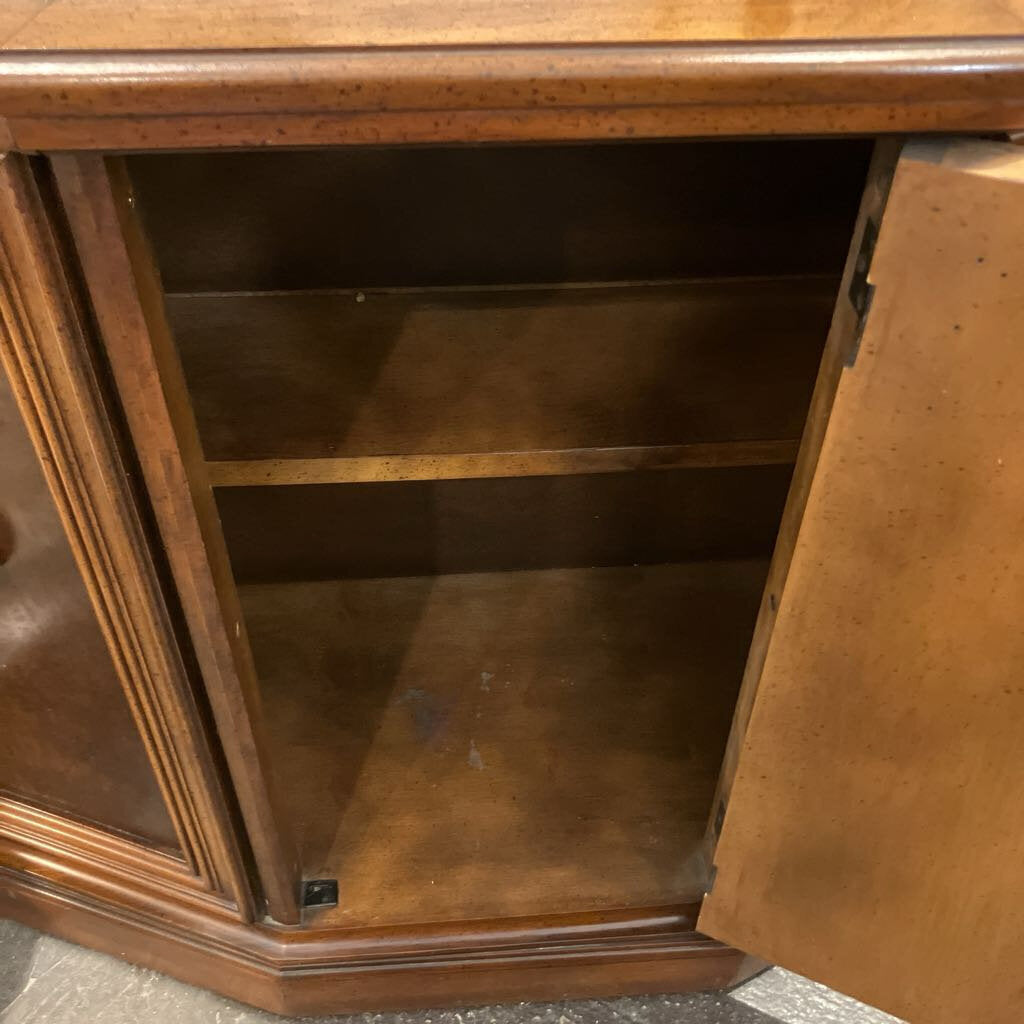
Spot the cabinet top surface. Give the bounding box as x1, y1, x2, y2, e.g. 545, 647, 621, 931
2, 0, 1024, 50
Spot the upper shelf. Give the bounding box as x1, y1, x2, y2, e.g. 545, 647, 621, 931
170, 275, 836, 483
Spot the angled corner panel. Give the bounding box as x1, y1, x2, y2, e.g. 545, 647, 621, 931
0, 152, 254, 917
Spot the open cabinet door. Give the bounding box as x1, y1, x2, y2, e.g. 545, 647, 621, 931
699, 138, 1024, 1024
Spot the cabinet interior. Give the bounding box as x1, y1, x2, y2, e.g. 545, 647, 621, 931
126, 138, 871, 928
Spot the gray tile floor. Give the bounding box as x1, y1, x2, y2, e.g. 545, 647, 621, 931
0, 918, 902, 1024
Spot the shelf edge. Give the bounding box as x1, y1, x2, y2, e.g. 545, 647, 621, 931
207, 438, 800, 487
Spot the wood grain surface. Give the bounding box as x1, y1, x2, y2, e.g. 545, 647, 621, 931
247, 560, 767, 926
130, 143, 866, 293
701, 139, 1024, 1024
0, 342, 177, 850
207, 441, 800, 488
0, 153, 257, 911
52, 154, 301, 924
168, 279, 835, 465
0, 3, 44, 46
706, 138, 903, 847
0, 866, 751, 1015
215, 466, 793, 582
4, 0, 1024, 49
1, 37, 1021, 147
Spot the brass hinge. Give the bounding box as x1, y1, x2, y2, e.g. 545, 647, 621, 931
845, 215, 879, 367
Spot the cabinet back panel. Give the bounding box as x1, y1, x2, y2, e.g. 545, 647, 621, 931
216, 464, 793, 583
127, 139, 872, 292
0, 365, 180, 851
171, 277, 835, 463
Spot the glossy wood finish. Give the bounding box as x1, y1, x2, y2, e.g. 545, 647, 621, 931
168, 278, 836, 468
1, 782, 761, 1013
0, 153, 253, 912
0, 864, 754, 1014
3, 43, 1023, 120
0, 346, 175, 849
6, 0, 1024, 48
1, 40, 1023, 149
50, 154, 300, 924
701, 140, 1024, 1024
0, 1, 1019, 1013
0, 791, 252, 1006
247, 559, 767, 927
0, 795, 237, 924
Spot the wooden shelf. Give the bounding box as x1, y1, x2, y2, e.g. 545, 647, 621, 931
244, 559, 768, 927
170, 276, 837, 467
207, 437, 799, 486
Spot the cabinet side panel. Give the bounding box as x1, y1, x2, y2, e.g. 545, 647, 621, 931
701, 141, 1024, 1024
0, 359, 179, 850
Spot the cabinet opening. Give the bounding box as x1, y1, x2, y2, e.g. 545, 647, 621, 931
126, 136, 871, 927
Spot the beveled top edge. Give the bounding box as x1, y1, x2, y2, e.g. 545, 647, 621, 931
0, 36, 1022, 119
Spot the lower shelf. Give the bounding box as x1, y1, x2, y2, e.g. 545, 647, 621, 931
242, 559, 768, 928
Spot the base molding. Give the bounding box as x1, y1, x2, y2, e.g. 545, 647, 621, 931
0, 864, 755, 1015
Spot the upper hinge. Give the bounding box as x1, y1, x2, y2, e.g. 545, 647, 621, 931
714, 797, 727, 838
845, 215, 879, 367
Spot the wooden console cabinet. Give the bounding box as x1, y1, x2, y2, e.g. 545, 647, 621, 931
1, 6, 1023, 1022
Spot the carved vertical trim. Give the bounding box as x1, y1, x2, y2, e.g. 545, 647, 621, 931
0, 152, 255, 919
51, 153, 301, 925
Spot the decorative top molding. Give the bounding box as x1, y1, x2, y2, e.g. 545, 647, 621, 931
0, 39, 1021, 115
0, 38, 1022, 147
